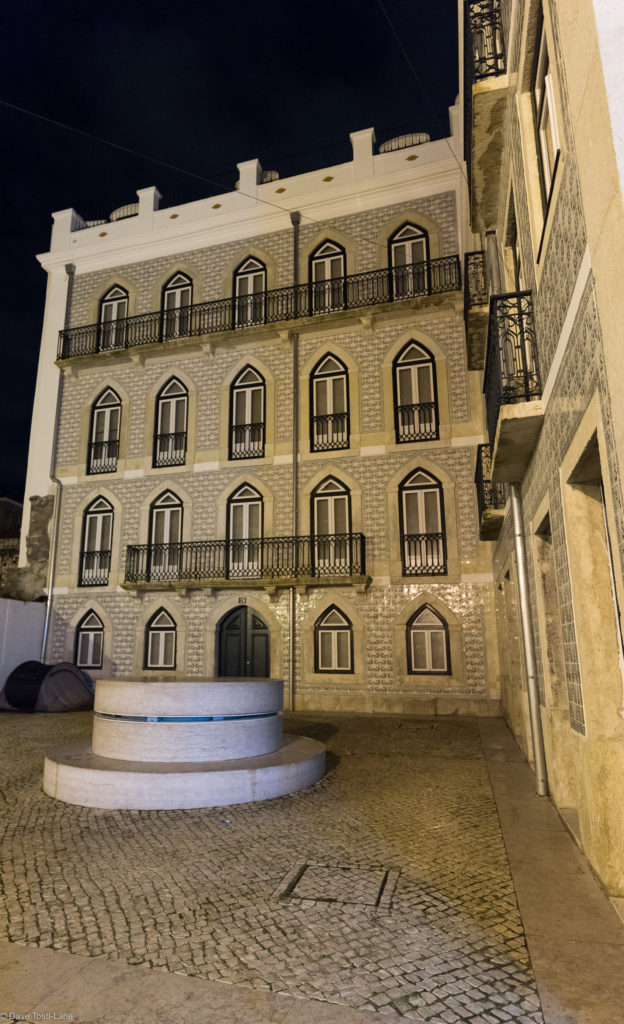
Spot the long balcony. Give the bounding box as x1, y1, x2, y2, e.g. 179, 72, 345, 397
464, 250, 489, 369
484, 292, 544, 482
475, 443, 506, 540
124, 534, 367, 589
463, 0, 508, 231
57, 256, 462, 360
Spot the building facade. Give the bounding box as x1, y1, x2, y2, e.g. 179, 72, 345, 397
20, 110, 505, 718
463, 0, 624, 892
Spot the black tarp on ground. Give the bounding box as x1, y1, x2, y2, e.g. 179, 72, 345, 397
0, 661, 94, 712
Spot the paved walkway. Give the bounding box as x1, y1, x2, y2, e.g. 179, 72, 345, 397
0, 711, 623, 1023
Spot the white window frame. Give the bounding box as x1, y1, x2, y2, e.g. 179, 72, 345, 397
407, 606, 449, 674
315, 606, 353, 672
162, 272, 193, 338
75, 611, 104, 669
313, 477, 351, 573
310, 242, 345, 312
390, 225, 429, 298
80, 498, 113, 586
154, 379, 188, 466
230, 367, 265, 458
533, 22, 560, 211
394, 343, 437, 442
99, 286, 128, 351
145, 609, 177, 669
89, 388, 121, 474
234, 257, 267, 326
311, 355, 349, 451
149, 491, 183, 578
400, 470, 445, 574
228, 484, 263, 576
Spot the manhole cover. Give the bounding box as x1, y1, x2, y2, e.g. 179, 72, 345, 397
273, 861, 400, 911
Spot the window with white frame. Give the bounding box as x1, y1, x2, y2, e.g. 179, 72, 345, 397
88, 388, 121, 474
532, 15, 560, 213
399, 469, 446, 575
312, 477, 351, 575
153, 378, 188, 467
230, 366, 265, 459
80, 497, 113, 586
162, 272, 193, 338
149, 491, 183, 580
310, 354, 349, 452
227, 483, 263, 577
234, 257, 267, 326
407, 605, 450, 673
99, 286, 128, 351
310, 241, 345, 312
389, 224, 429, 298
315, 605, 353, 672
145, 608, 177, 669
75, 610, 104, 669
393, 342, 438, 443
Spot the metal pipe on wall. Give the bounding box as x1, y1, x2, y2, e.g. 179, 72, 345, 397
41, 262, 75, 661
510, 482, 549, 796
288, 211, 301, 712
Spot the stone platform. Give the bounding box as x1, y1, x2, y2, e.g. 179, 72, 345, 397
43, 678, 325, 809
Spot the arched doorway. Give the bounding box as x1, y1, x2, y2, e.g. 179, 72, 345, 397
218, 606, 270, 677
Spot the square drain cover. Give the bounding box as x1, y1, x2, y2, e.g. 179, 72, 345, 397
273, 862, 399, 911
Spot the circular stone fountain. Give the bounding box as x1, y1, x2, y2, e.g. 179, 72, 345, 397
43, 679, 325, 810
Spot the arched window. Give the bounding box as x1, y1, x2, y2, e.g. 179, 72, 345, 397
399, 469, 446, 575
407, 605, 450, 673
145, 608, 177, 669
99, 286, 128, 351
389, 223, 429, 298
88, 388, 121, 474
393, 342, 438, 443
75, 610, 104, 669
162, 272, 193, 339
310, 354, 349, 452
315, 605, 353, 672
312, 477, 351, 575
227, 484, 263, 578
230, 366, 265, 459
233, 257, 267, 327
310, 241, 346, 313
79, 497, 113, 587
153, 378, 188, 467
149, 491, 183, 580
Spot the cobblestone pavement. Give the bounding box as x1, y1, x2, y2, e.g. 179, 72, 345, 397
0, 712, 544, 1023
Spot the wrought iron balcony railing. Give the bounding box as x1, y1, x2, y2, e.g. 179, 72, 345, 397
484, 291, 541, 444
465, 0, 506, 82
401, 533, 447, 576
79, 550, 112, 587
57, 255, 462, 360
153, 432, 187, 468
87, 440, 119, 475
230, 423, 265, 459
395, 402, 438, 443
311, 413, 349, 452
464, 251, 487, 314
124, 534, 366, 585
475, 443, 506, 520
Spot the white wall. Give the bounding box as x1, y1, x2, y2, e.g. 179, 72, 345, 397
0, 598, 45, 686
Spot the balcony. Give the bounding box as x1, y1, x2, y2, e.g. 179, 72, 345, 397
463, 0, 508, 232
484, 292, 544, 482
475, 443, 506, 540
153, 432, 187, 468
401, 533, 447, 576
87, 440, 119, 475
396, 402, 438, 443
123, 534, 367, 589
464, 250, 488, 369
311, 413, 349, 452
79, 550, 111, 587
57, 256, 462, 360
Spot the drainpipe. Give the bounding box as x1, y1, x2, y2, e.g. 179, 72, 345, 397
41, 262, 74, 661
289, 211, 301, 712
510, 482, 549, 796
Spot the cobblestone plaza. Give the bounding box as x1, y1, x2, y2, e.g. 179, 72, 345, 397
1, 712, 544, 1023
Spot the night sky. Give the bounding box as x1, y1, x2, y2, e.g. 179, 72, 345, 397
0, 0, 458, 503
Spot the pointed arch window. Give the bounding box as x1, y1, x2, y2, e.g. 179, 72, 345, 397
233, 257, 267, 327
153, 378, 188, 467
162, 272, 193, 339
407, 605, 450, 673
393, 342, 438, 443
227, 484, 263, 578
310, 241, 346, 313
312, 477, 351, 575
389, 224, 429, 298
148, 491, 183, 580
75, 610, 104, 669
315, 606, 353, 672
80, 497, 113, 586
230, 366, 265, 459
99, 286, 128, 351
399, 469, 446, 575
145, 609, 177, 669
310, 354, 349, 452
88, 388, 121, 474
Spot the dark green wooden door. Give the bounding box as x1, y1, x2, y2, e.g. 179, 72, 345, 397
218, 607, 270, 677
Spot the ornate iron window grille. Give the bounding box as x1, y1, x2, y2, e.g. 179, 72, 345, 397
475, 443, 506, 520
87, 440, 119, 474
395, 403, 438, 443
79, 550, 112, 587
484, 291, 541, 445
230, 423, 265, 460
153, 432, 187, 468
401, 533, 447, 576
311, 413, 349, 452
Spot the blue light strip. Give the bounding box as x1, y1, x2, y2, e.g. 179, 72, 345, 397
95, 712, 277, 723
